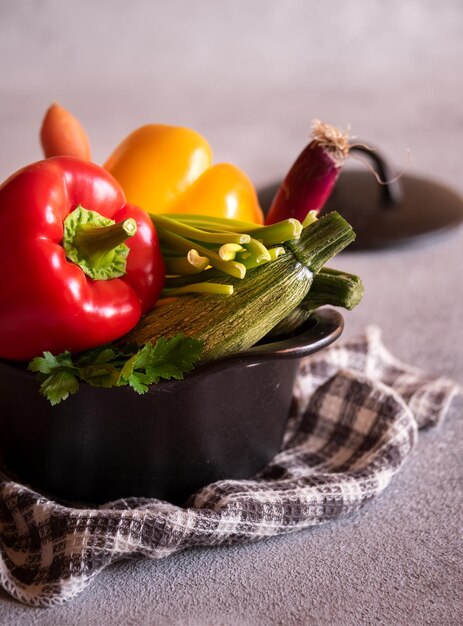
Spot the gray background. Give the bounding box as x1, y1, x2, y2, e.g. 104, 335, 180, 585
1, 0, 462, 624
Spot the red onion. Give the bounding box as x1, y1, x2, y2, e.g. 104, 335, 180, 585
265, 120, 349, 225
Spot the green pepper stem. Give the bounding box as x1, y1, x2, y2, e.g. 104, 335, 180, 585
63, 205, 137, 281
73, 218, 137, 266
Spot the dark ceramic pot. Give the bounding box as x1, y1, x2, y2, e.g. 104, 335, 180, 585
0, 308, 343, 505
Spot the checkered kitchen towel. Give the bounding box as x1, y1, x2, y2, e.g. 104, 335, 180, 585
0, 326, 460, 607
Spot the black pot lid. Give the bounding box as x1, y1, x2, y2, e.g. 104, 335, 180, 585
258, 145, 463, 251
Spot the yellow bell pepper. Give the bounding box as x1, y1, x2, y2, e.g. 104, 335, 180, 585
104, 124, 264, 224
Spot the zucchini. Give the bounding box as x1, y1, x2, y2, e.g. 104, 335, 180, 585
124, 211, 355, 362
303, 267, 364, 311
267, 267, 364, 338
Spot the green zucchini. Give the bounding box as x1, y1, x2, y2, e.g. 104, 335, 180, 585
124, 211, 355, 362
304, 267, 364, 312
267, 267, 364, 338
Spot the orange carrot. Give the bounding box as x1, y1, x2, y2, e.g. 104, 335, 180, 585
40, 102, 91, 160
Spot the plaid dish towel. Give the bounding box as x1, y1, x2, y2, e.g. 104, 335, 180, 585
0, 326, 460, 607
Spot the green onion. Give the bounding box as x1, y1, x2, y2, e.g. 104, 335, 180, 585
157, 228, 245, 279
246, 219, 303, 245
164, 249, 210, 275
236, 238, 271, 267
162, 214, 258, 232
152, 214, 250, 244
152, 213, 305, 293
163, 283, 234, 296
302, 211, 318, 228
218, 243, 245, 261
164, 269, 221, 288
268, 247, 286, 261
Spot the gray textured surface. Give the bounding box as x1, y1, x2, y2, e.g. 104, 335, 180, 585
1, 0, 462, 623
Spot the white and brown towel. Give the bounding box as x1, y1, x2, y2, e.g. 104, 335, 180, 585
0, 326, 460, 606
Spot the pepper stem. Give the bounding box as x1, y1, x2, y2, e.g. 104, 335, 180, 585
74, 218, 137, 265
63, 205, 137, 280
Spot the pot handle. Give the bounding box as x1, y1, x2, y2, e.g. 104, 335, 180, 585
246, 308, 343, 360
349, 143, 402, 207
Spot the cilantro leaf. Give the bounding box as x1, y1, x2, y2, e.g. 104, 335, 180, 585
126, 371, 153, 394
28, 351, 80, 405
28, 351, 77, 375
38, 370, 80, 406
150, 335, 203, 374
118, 335, 204, 389
75, 347, 117, 367
27, 335, 204, 405
78, 363, 120, 388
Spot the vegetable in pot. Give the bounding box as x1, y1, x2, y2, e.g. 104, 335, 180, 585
267, 268, 364, 338
29, 334, 203, 406
302, 267, 364, 312
265, 120, 350, 225
40, 102, 91, 160
104, 124, 264, 224
152, 213, 303, 295
0, 157, 165, 360
28, 212, 357, 404
124, 211, 355, 362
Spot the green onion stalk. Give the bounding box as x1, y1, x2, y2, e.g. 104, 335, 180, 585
151, 213, 304, 296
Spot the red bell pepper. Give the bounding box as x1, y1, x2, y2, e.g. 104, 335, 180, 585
0, 156, 165, 361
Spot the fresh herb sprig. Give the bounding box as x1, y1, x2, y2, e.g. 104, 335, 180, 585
28, 334, 204, 406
